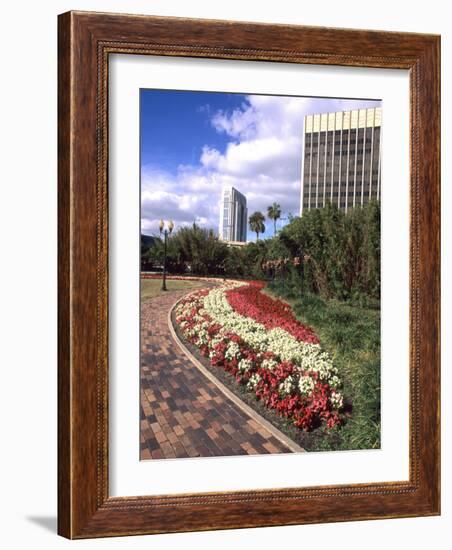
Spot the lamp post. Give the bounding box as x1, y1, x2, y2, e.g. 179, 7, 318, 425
159, 219, 174, 291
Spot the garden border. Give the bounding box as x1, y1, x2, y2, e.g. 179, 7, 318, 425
168, 291, 305, 454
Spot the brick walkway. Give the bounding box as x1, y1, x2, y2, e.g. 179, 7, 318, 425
140, 288, 294, 460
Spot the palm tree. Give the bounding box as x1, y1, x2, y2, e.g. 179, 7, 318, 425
267, 202, 282, 236
249, 211, 266, 241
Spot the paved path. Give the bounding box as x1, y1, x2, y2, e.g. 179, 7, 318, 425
140, 289, 294, 460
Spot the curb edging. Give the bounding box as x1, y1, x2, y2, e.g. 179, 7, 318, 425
168, 293, 305, 455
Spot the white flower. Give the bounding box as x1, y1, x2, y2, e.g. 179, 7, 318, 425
176, 285, 342, 397
247, 373, 261, 390
238, 358, 253, 373
261, 358, 278, 370
279, 375, 295, 396
195, 327, 209, 346
298, 375, 315, 396
202, 286, 337, 384
330, 391, 344, 409
329, 375, 341, 389
225, 341, 241, 361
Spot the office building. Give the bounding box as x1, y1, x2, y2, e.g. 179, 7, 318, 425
300, 107, 382, 214
219, 186, 248, 243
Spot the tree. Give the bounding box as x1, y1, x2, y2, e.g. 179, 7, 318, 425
249, 211, 266, 241
172, 225, 228, 275
277, 201, 380, 301
267, 202, 282, 235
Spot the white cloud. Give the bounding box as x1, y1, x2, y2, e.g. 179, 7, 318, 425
141, 166, 222, 234
199, 96, 310, 230
141, 94, 381, 239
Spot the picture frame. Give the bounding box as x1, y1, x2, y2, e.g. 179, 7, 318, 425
58, 10, 440, 538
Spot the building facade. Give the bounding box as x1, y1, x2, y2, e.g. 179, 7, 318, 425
300, 107, 382, 215
219, 186, 248, 243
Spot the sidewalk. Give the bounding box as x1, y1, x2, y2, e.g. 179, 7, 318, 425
140, 289, 294, 459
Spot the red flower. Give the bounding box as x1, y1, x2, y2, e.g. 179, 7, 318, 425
226, 283, 319, 344
175, 287, 343, 432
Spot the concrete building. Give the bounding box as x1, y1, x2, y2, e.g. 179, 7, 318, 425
219, 186, 248, 243
300, 107, 382, 215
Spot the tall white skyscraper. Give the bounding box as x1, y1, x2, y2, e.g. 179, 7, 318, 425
219, 186, 248, 243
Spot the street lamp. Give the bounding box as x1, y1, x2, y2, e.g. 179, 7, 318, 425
159, 219, 174, 291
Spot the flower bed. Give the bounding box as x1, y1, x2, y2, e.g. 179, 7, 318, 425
174, 282, 344, 431
141, 273, 224, 283
225, 281, 319, 344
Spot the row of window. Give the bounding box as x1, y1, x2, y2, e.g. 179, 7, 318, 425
304, 178, 379, 185
307, 136, 373, 144
307, 147, 376, 157
304, 182, 378, 192
307, 137, 376, 148
306, 128, 381, 139
303, 189, 377, 202
305, 171, 380, 180
303, 200, 375, 209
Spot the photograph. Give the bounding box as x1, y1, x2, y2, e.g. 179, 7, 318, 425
139, 89, 382, 459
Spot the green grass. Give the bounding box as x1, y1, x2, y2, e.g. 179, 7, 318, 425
265, 283, 381, 452
141, 278, 206, 302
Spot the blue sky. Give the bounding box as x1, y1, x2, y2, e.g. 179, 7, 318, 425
140, 89, 381, 241
141, 90, 244, 174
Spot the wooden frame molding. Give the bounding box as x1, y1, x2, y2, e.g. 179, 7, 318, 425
58, 11, 440, 538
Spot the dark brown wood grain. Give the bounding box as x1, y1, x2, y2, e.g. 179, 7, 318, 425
57, 10, 71, 539
58, 10, 440, 539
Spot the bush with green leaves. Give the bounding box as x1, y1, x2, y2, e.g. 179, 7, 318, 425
141, 201, 380, 302
278, 201, 380, 301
